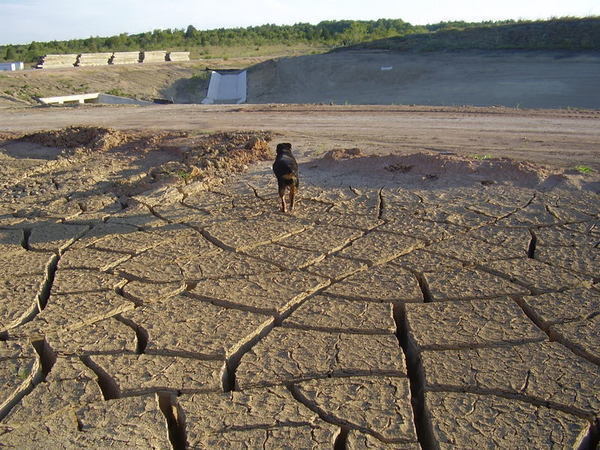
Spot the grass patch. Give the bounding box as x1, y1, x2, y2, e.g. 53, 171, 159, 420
190, 71, 210, 81
105, 88, 131, 97
188, 43, 329, 60
574, 165, 594, 174
174, 167, 201, 183
471, 154, 492, 160
17, 367, 30, 380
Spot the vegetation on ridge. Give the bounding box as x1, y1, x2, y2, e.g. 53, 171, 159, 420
349, 17, 600, 52
1, 17, 598, 63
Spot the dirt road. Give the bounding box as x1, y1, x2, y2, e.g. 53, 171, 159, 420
1, 104, 599, 172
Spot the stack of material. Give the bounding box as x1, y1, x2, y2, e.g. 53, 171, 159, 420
0, 62, 25, 71
110, 52, 141, 65
166, 51, 190, 62
36, 54, 78, 69
140, 50, 167, 63
76, 53, 113, 66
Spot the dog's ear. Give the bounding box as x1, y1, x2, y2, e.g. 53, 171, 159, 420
276, 143, 292, 153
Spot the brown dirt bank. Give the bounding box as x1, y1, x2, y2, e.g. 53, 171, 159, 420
0, 104, 598, 174
0, 128, 274, 204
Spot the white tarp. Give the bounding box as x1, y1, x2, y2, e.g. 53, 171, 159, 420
202, 70, 247, 104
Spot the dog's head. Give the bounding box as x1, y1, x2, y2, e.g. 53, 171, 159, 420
276, 142, 293, 156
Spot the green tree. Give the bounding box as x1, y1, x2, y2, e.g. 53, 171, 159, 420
5, 45, 16, 60
339, 22, 369, 45
185, 25, 197, 39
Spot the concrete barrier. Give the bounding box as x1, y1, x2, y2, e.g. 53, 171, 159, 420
202, 70, 247, 104
37, 92, 152, 105
141, 50, 167, 63
110, 52, 141, 65
37, 93, 101, 105
0, 62, 24, 71
167, 51, 190, 62
35, 50, 187, 69
76, 53, 113, 66
36, 54, 78, 69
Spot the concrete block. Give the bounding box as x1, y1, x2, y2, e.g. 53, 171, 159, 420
36, 54, 78, 69
76, 53, 113, 66
110, 51, 141, 64
166, 51, 190, 62
140, 50, 167, 63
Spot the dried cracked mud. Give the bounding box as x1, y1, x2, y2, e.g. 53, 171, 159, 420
0, 126, 599, 449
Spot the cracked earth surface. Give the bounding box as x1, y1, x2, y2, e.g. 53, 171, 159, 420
0, 123, 599, 449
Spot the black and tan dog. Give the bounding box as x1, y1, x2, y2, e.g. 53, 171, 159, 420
272, 143, 299, 213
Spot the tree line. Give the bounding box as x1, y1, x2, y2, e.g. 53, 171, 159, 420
353, 17, 600, 52
1, 17, 596, 63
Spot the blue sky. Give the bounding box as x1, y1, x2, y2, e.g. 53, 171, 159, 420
1, 0, 599, 45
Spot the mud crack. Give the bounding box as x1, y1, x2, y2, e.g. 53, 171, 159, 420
157, 391, 187, 450
80, 355, 120, 400
393, 303, 438, 450
114, 315, 149, 354
528, 228, 537, 259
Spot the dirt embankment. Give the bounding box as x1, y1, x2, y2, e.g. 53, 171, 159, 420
312, 147, 600, 192
0, 127, 274, 207
1, 50, 599, 109
0, 56, 268, 106
0, 63, 196, 105
1, 104, 598, 175
247, 50, 600, 109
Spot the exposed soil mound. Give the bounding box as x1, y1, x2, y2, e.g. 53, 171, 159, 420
1, 127, 276, 209
19, 126, 129, 151
383, 153, 551, 181
321, 148, 364, 160
184, 131, 273, 167
309, 151, 572, 189
144, 131, 274, 189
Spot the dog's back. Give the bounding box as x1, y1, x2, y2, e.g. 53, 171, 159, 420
273, 143, 298, 187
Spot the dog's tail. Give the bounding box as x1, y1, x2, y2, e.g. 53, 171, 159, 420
281, 173, 298, 187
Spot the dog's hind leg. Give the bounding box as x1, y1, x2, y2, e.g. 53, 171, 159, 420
279, 185, 287, 212
289, 184, 297, 212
